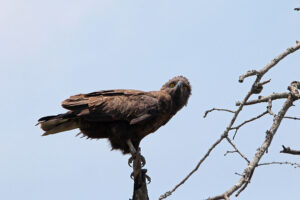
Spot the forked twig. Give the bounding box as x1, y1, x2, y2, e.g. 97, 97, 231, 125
225, 137, 250, 163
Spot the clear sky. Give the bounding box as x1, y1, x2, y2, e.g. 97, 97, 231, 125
1, 0, 300, 199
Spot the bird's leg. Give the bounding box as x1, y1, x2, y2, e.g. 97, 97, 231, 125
126, 139, 146, 167
127, 139, 137, 154
127, 139, 137, 167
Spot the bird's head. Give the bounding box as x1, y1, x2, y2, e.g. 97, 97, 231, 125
161, 76, 191, 111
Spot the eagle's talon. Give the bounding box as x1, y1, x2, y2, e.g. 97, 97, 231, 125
130, 170, 151, 184
128, 156, 135, 167
136, 147, 146, 167
145, 174, 151, 184
128, 153, 146, 168
140, 155, 146, 167
130, 172, 134, 180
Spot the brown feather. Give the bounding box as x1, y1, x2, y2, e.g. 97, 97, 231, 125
38, 76, 191, 154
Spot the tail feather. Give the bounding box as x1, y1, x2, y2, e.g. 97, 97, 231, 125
38, 114, 79, 136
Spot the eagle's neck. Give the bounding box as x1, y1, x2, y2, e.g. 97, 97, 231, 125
170, 99, 185, 115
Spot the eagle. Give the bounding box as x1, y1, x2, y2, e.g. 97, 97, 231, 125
38, 76, 191, 156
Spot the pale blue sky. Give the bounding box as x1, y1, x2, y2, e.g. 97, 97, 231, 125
1, 1, 300, 199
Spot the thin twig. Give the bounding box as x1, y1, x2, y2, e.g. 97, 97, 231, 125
224, 150, 237, 156
257, 161, 300, 168
236, 92, 289, 106
226, 137, 250, 163
158, 135, 225, 200
232, 111, 268, 139
267, 99, 300, 120
234, 172, 243, 177
259, 42, 300, 75
203, 108, 235, 118
283, 116, 300, 120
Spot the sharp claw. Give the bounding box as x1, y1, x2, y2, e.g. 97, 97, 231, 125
145, 174, 151, 184
140, 155, 146, 167
130, 169, 151, 184
130, 172, 134, 180
128, 148, 146, 168
136, 147, 146, 167
128, 156, 134, 167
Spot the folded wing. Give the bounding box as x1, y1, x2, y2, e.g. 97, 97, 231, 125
61, 89, 159, 124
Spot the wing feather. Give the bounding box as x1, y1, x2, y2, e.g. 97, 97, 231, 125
61, 89, 159, 124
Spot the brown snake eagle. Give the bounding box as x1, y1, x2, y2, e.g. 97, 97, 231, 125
38, 76, 191, 156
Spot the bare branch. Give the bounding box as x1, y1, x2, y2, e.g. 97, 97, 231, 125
239, 70, 260, 83
203, 108, 235, 118
208, 82, 299, 199
131, 147, 149, 200
267, 99, 300, 120
259, 42, 300, 76
235, 169, 255, 197
260, 79, 271, 86
232, 111, 268, 139
224, 195, 229, 200
158, 135, 225, 200
238, 41, 300, 85
226, 137, 250, 163
159, 83, 255, 200
159, 43, 300, 200
257, 161, 300, 168
280, 145, 300, 155
234, 172, 243, 177
224, 150, 238, 156
283, 116, 300, 120
236, 92, 289, 106
267, 99, 275, 115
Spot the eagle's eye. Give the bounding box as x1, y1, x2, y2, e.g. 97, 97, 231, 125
183, 86, 188, 91
169, 83, 175, 88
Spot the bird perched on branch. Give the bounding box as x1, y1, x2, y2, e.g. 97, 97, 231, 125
38, 76, 191, 156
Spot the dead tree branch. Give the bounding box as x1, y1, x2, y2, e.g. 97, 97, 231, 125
280, 145, 300, 155
208, 82, 300, 200
257, 161, 300, 168
231, 111, 268, 139
236, 92, 289, 106
203, 108, 235, 118
283, 116, 300, 120
131, 149, 149, 200
225, 137, 250, 163
158, 135, 226, 200
158, 42, 300, 200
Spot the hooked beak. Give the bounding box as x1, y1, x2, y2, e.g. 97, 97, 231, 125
176, 80, 184, 93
